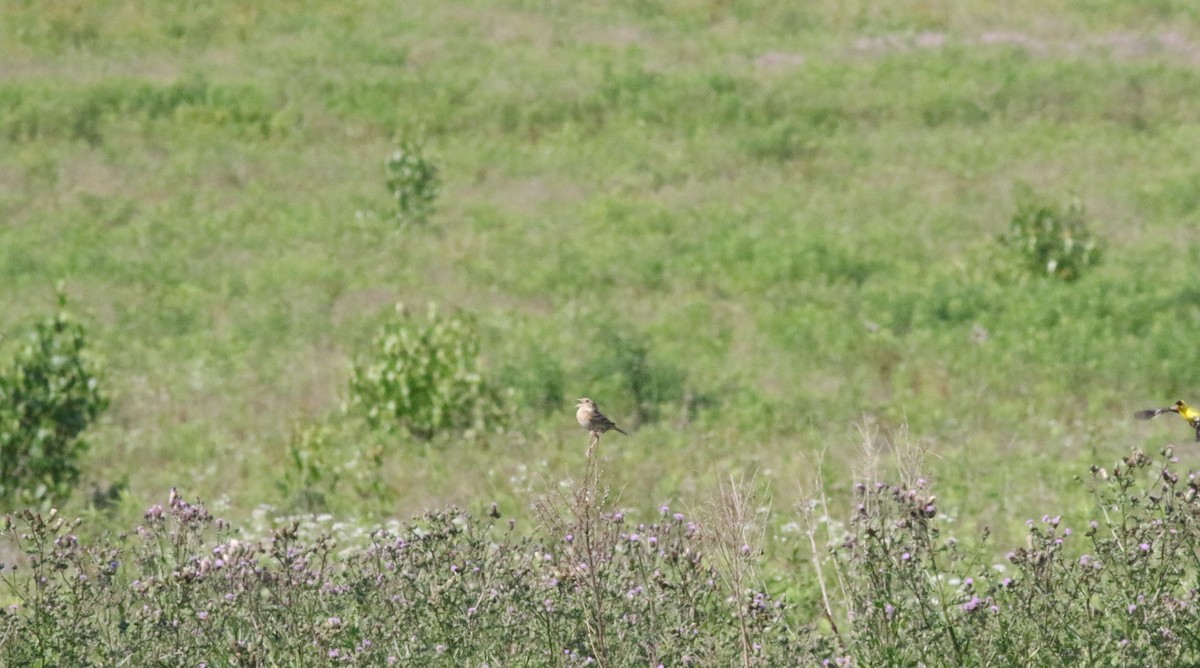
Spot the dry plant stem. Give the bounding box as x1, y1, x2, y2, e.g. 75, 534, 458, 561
702, 474, 761, 668
532, 435, 611, 667
577, 449, 609, 667
797, 450, 844, 649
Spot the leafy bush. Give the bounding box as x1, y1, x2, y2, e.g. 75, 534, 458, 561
348, 305, 505, 440
385, 140, 439, 224
588, 331, 686, 425
276, 421, 386, 514
999, 194, 1103, 281
0, 293, 107, 509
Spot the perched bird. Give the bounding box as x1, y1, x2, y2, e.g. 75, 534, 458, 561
1135, 400, 1200, 442
576, 397, 628, 438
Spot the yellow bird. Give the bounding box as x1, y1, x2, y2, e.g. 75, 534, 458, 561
1135, 400, 1200, 442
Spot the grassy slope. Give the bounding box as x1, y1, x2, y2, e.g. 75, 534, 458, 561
3, 0, 1200, 560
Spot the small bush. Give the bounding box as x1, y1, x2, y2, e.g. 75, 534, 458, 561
276, 421, 386, 514
385, 140, 439, 225
999, 194, 1103, 281
588, 331, 686, 425
348, 305, 505, 440
0, 292, 107, 509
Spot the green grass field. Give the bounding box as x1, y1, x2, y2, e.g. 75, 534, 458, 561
5, 0, 1200, 559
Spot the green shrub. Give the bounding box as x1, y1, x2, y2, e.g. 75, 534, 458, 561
276, 420, 387, 514
0, 292, 108, 509
385, 140, 439, 224
999, 193, 1103, 281
588, 331, 686, 425
348, 305, 505, 440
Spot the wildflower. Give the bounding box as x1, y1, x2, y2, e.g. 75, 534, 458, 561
901, 552, 911, 561
1139, 543, 1151, 552
962, 597, 982, 612
884, 603, 895, 618
673, 513, 684, 522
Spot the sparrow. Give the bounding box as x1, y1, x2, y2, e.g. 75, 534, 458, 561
575, 397, 628, 438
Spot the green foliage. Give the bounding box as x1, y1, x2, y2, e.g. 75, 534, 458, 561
385, 141, 439, 225
497, 345, 566, 416
0, 293, 107, 510
10, 0, 1200, 612
587, 331, 686, 425
276, 421, 386, 514
999, 193, 1103, 281
348, 306, 505, 440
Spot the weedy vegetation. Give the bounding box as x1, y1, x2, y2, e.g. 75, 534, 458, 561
4, 0, 1200, 664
